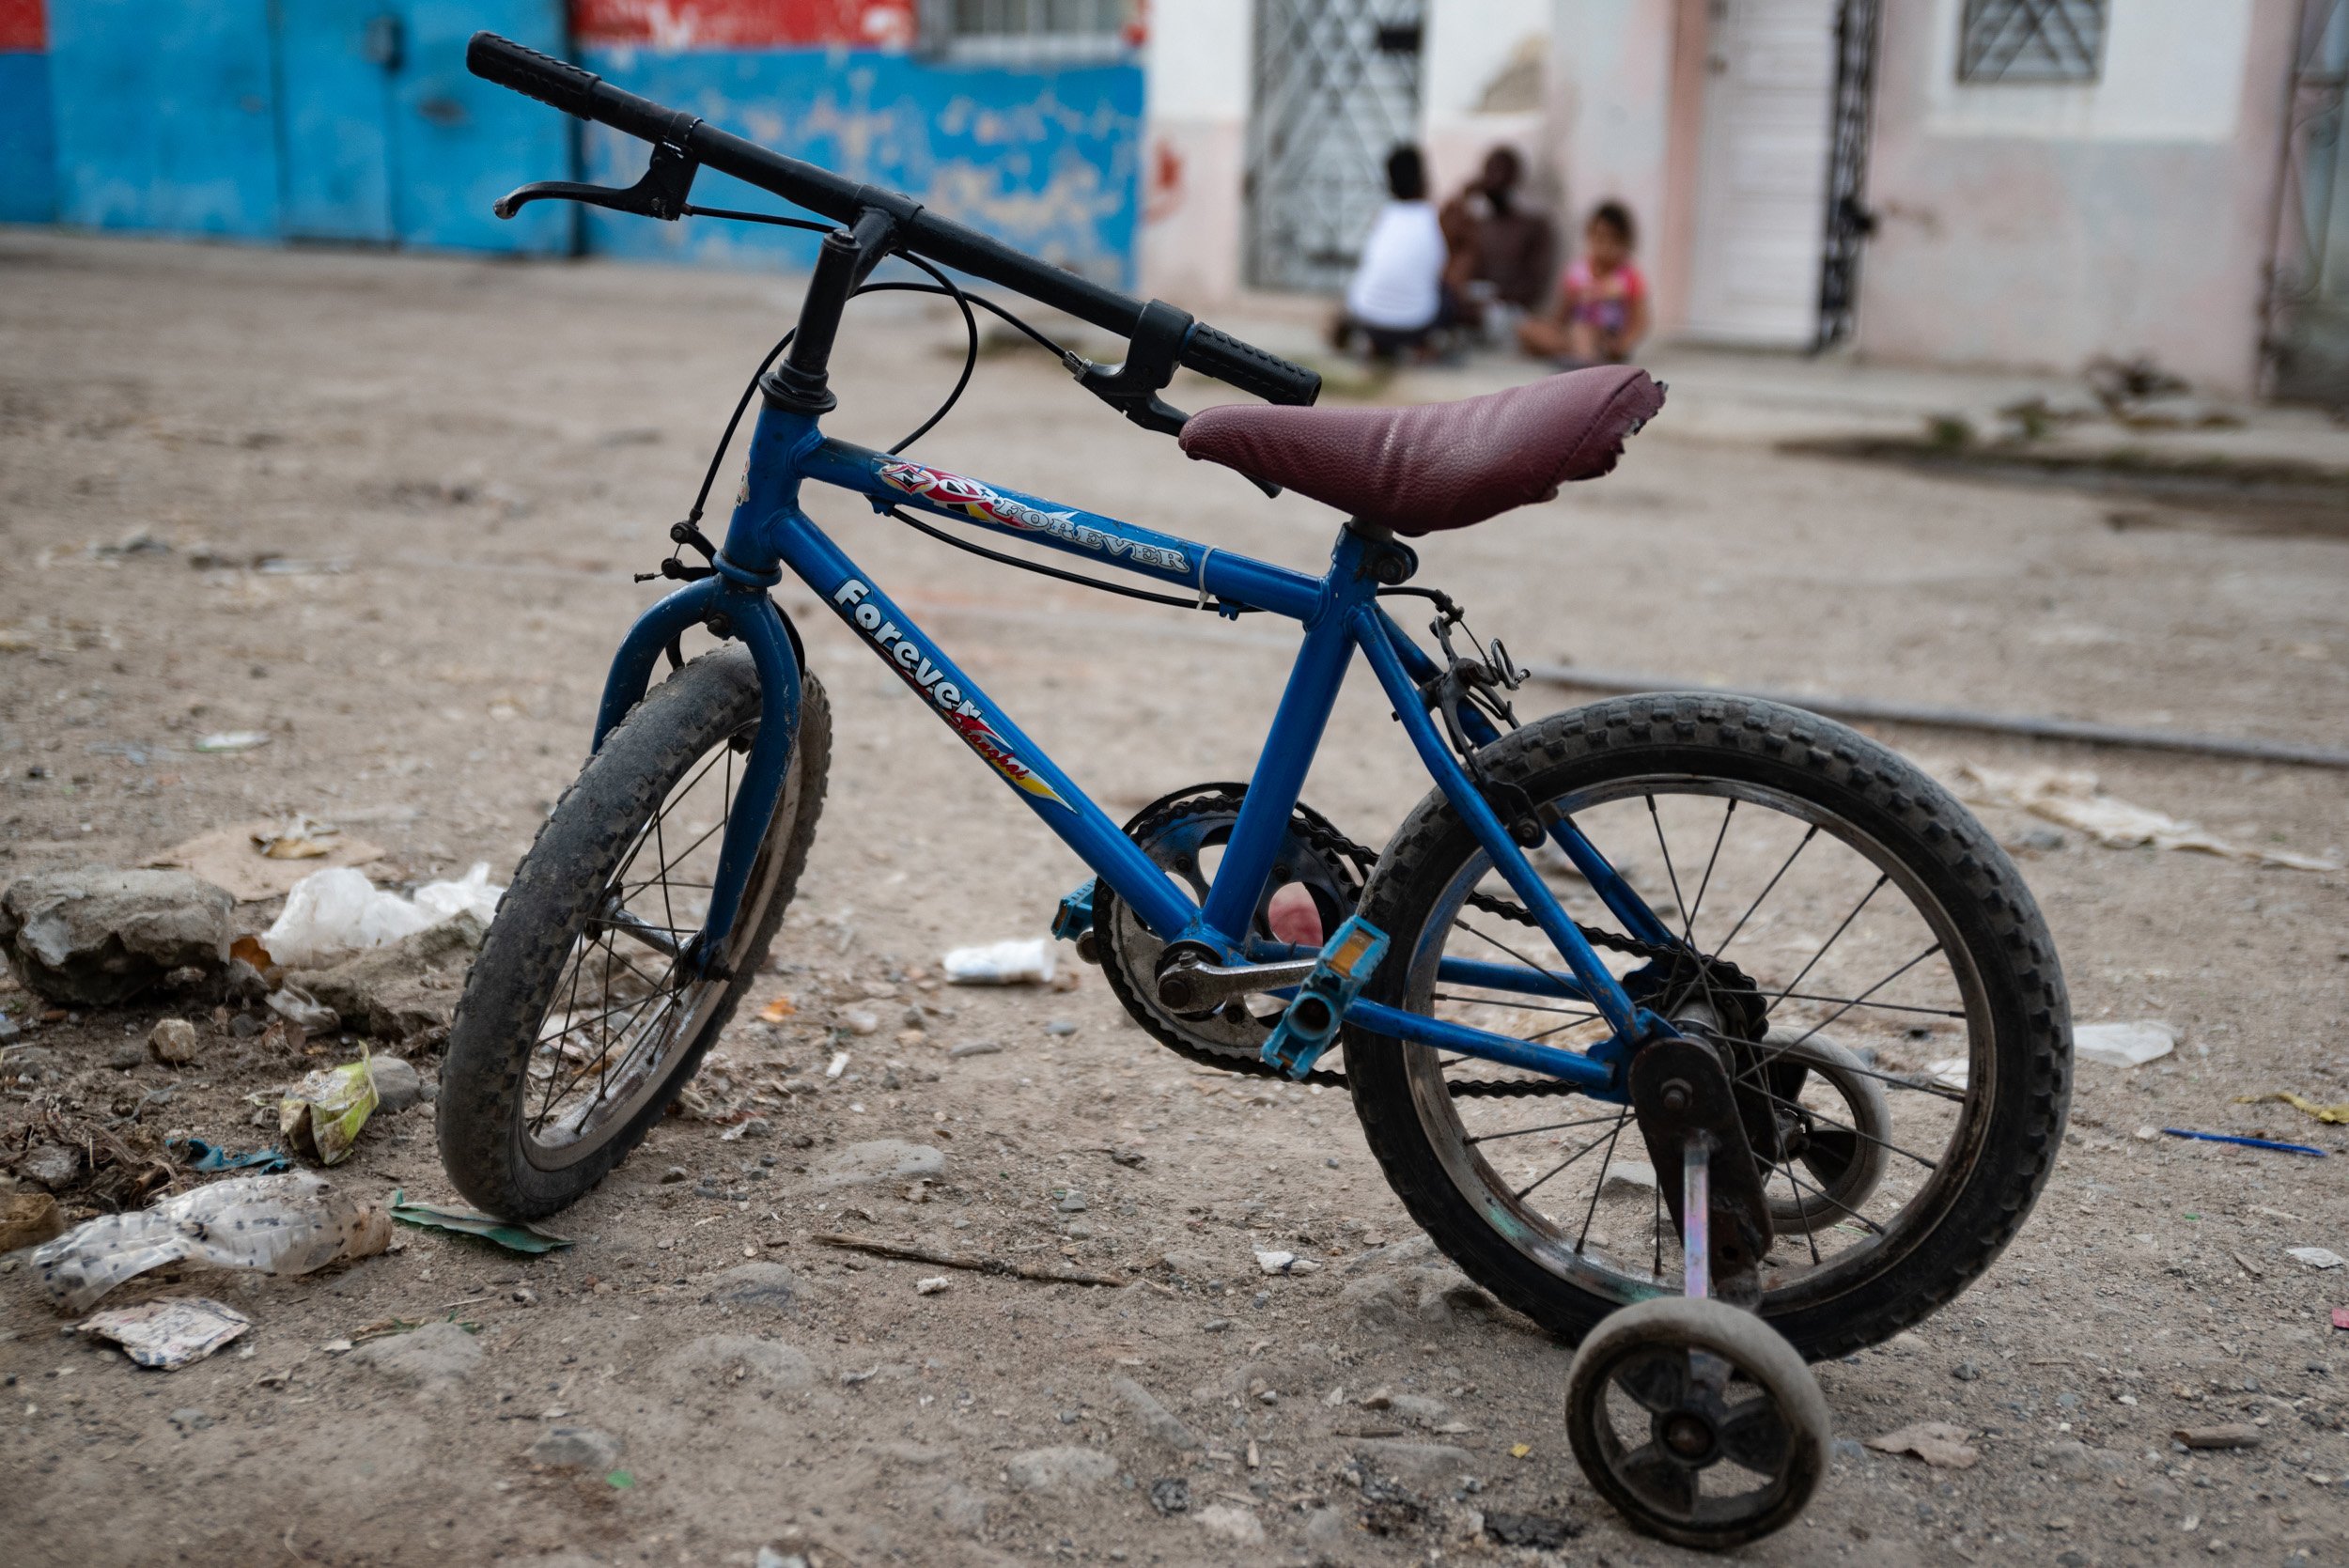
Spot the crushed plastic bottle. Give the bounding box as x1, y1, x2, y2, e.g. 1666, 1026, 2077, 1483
261, 862, 504, 967
31, 1172, 393, 1312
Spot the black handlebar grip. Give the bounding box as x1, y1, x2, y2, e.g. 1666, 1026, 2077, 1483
467, 32, 601, 119
1182, 323, 1321, 407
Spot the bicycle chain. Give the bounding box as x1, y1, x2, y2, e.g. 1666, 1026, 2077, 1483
1104, 791, 1703, 1101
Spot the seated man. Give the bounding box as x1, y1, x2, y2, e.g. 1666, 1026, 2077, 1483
1439, 147, 1556, 331
1518, 201, 1650, 365
1334, 146, 1449, 363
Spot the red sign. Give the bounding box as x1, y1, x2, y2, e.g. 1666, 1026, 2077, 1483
571, 0, 915, 48
0, 0, 46, 54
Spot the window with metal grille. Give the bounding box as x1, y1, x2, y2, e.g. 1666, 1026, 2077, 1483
920, 0, 1133, 63
1957, 0, 2107, 84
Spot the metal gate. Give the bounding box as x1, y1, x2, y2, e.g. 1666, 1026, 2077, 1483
2265, 0, 2349, 401
1813, 0, 1881, 350
1244, 0, 1424, 294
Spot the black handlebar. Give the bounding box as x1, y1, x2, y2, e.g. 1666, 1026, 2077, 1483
465, 32, 1321, 410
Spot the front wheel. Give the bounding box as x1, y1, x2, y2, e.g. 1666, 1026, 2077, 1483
1346, 694, 2069, 1361
437, 647, 831, 1219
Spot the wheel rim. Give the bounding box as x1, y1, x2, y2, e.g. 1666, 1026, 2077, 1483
519, 719, 802, 1169
1579, 1332, 1812, 1535
1392, 775, 1997, 1317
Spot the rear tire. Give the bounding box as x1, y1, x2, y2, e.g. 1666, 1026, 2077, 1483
436, 647, 830, 1219
1346, 693, 2069, 1360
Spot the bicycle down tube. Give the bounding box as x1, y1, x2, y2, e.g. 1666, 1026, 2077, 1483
597, 398, 1669, 1092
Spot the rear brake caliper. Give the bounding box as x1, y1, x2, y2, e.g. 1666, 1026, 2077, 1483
1260, 915, 1388, 1079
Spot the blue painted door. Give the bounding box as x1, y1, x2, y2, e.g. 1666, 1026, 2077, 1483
275, 3, 398, 242
276, 0, 569, 253
390, 0, 570, 253
47, 0, 281, 236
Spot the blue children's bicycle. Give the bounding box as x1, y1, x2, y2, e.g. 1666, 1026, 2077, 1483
438, 35, 2071, 1549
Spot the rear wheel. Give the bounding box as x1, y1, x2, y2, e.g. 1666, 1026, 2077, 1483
436, 647, 830, 1219
1346, 694, 2069, 1360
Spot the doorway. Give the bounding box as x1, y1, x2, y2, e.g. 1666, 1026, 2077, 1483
1245, 0, 1425, 294
1685, 0, 1840, 345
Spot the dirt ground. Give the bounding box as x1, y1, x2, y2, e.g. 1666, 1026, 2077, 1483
2, 231, 2347, 1568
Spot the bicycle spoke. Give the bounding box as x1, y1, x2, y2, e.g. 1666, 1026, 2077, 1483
1713, 824, 1817, 954
1683, 799, 1735, 947
1771, 941, 1945, 1052
1466, 1112, 1631, 1146
1730, 1078, 1943, 1171
1779, 1159, 1886, 1235
1514, 1121, 1626, 1201
1762, 871, 1887, 1014
1452, 916, 1582, 1000
1770, 990, 1964, 1019
1576, 1113, 1628, 1251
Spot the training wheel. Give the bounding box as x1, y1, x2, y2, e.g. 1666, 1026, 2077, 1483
1563, 1296, 1829, 1550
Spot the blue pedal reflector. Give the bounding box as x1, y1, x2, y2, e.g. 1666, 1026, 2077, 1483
1051, 878, 1097, 944
1261, 915, 1388, 1079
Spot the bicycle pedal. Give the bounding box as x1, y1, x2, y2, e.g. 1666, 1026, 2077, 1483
1260, 915, 1388, 1079
1051, 878, 1099, 964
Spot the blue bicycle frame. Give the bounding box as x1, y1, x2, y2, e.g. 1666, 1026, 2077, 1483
590, 399, 1686, 1098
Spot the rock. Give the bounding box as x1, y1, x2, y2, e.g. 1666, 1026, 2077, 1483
1112, 1374, 1203, 1451
1341, 1272, 1415, 1325
840, 1008, 880, 1035
0, 868, 234, 1005
531, 1426, 624, 1472
0, 1186, 65, 1251
703, 1261, 801, 1312
366, 1056, 425, 1113
104, 1040, 148, 1069
267, 983, 340, 1034
1303, 1505, 1356, 1563
222, 957, 269, 1004
809, 1139, 944, 1188
19, 1143, 80, 1191
1598, 1160, 1657, 1199
754, 1550, 809, 1568
148, 1017, 203, 1065
1952, 1360, 1981, 1382
2036, 1439, 2129, 1479
1415, 1265, 1497, 1323
1156, 1247, 1227, 1283
1, 1043, 56, 1080
1148, 1477, 1191, 1514
1483, 1512, 1581, 1548
1357, 1440, 1476, 1489
351, 1320, 483, 1387
660, 1334, 820, 1389
168, 1407, 213, 1435
1387, 1393, 1452, 1427
1255, 1249, 1321, 1275
1056, 1189, 1088, 1213
286, 913, 486, 1039
1004, 1445, 1117, 1495
1194, 1504, 1265, 1545
2172, 1424, 2262, 1451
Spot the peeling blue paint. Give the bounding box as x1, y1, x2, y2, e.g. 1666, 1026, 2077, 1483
0, 52, 54, 224
579, 46, 1142, 287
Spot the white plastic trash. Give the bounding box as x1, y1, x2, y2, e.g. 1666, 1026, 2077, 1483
2074, 1020, 2177, 1068
262, 862, 504, 966
942, 938, 1056, 986
31, 1172, 393, 1312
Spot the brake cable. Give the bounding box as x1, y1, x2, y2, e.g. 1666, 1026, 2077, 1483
653, 204, 1244, 613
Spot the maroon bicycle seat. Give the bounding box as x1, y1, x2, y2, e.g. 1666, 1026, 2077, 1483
1177, 365, 1665, 535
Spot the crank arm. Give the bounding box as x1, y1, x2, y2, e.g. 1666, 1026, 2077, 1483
1154, 956, 1316, 1012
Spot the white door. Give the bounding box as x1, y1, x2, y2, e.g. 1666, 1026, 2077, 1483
1685, 0, 1839, 346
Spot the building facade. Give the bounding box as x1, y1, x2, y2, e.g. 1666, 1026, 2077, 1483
1, 0, 1145, 284
1142, 0, 2333, 400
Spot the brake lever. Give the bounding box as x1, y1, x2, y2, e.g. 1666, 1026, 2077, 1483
493, 141, 698, 221
1067, 300, 1283, 497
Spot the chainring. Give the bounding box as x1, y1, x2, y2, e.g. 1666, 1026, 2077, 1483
1093, 783, 1370, 1076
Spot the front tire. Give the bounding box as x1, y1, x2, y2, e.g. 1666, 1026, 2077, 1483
437, 648, 830, 1219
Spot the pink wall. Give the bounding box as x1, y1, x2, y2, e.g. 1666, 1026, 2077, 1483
1854, 0, 2296, 395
